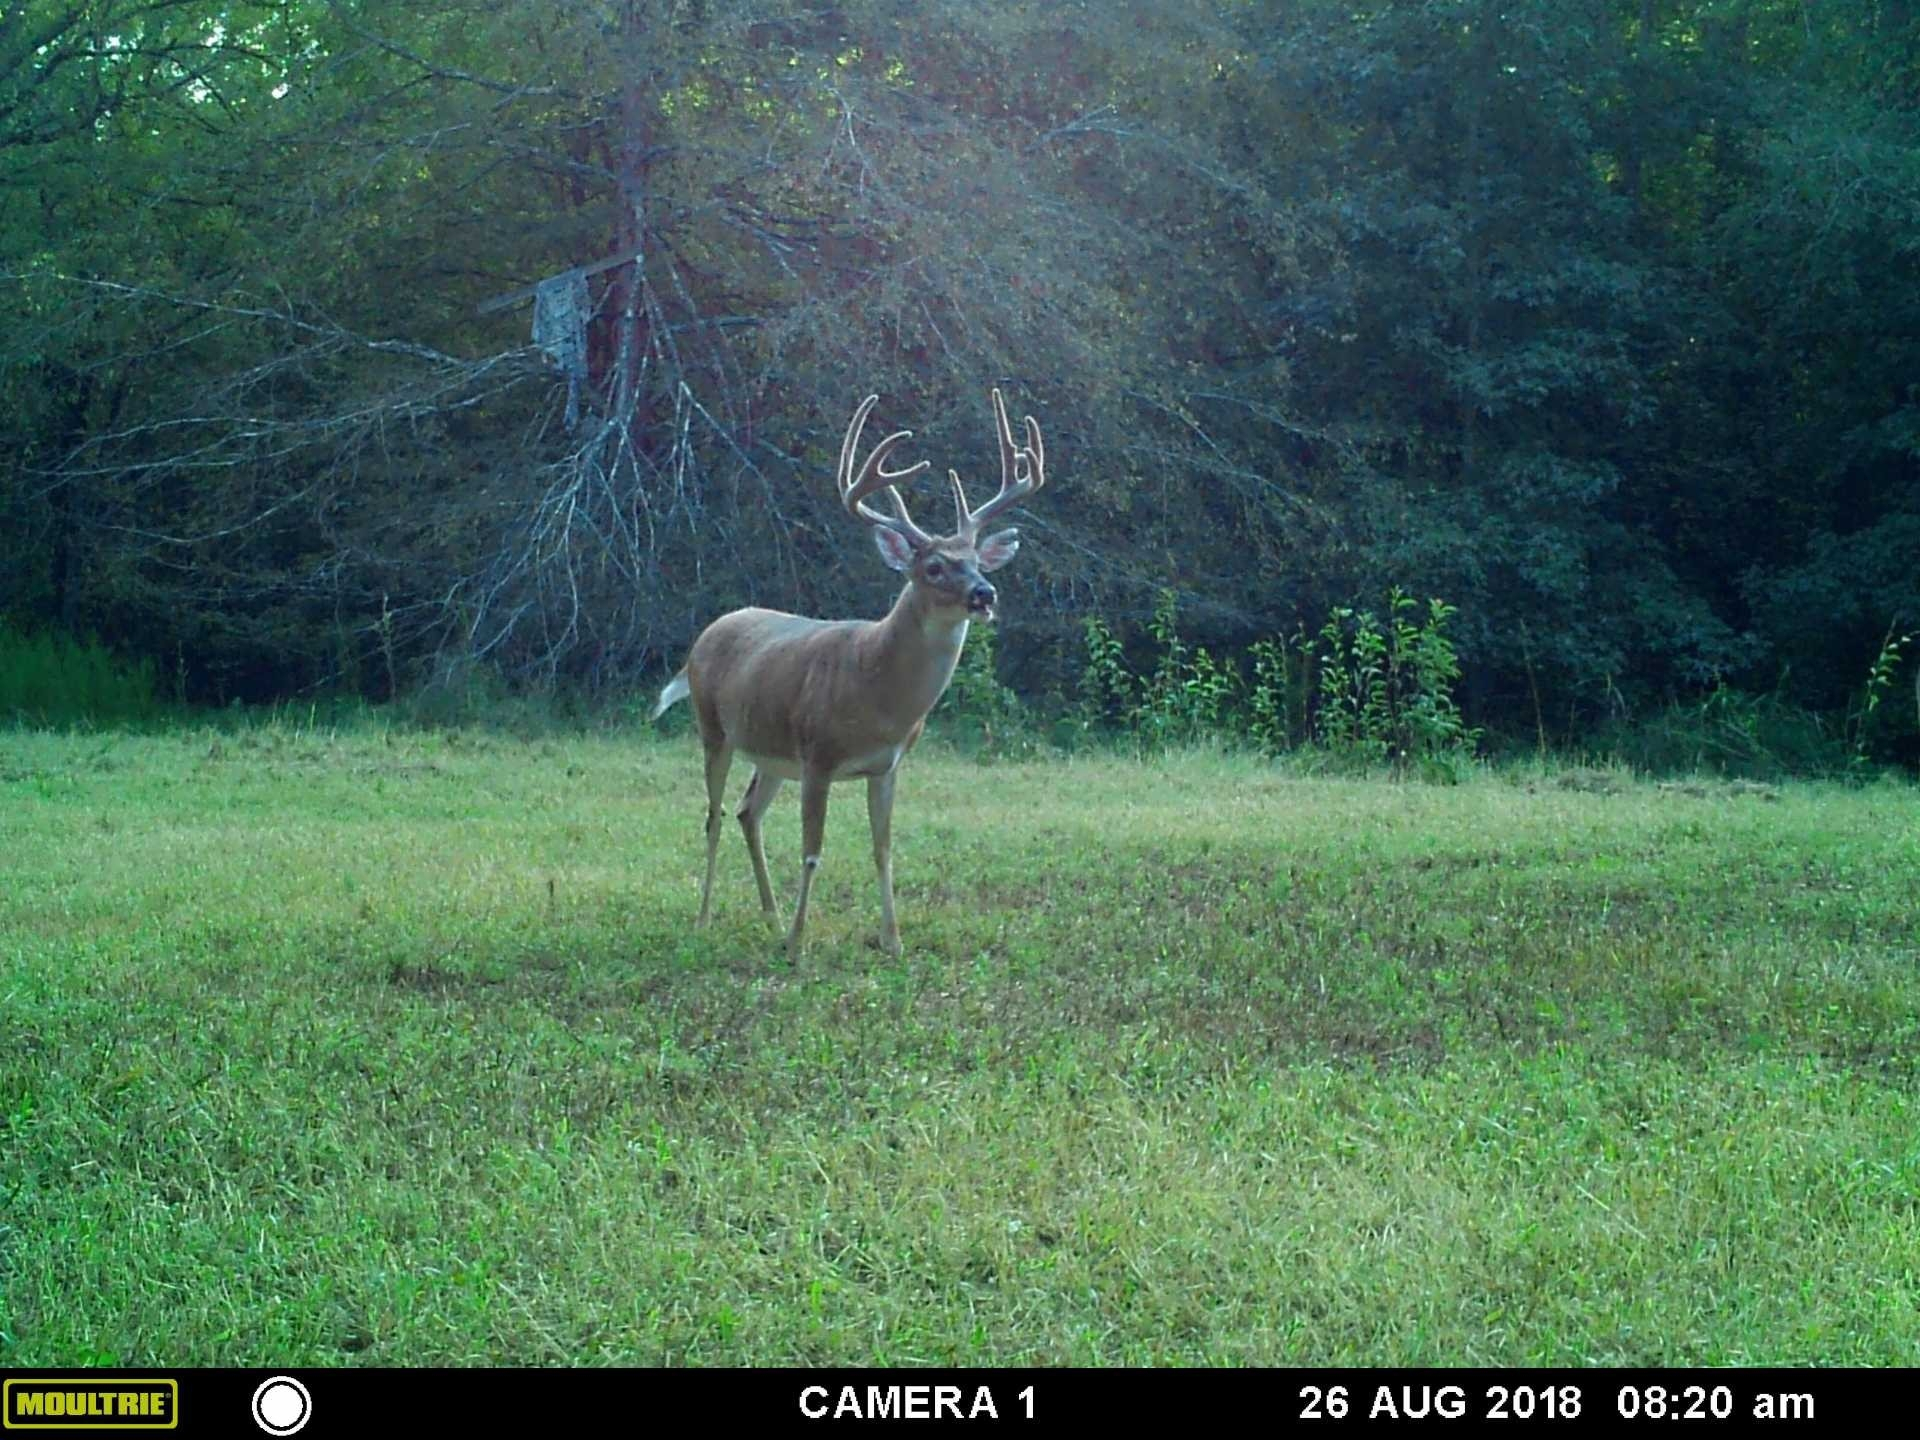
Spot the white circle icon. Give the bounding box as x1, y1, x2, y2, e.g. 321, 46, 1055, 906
251, 1376, 312, 1436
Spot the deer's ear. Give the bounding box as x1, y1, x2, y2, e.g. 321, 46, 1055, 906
976, 528, 1020, 572
873, 526, 918, 572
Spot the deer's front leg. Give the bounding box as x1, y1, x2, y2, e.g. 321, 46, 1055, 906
867, 769, 901, 957
786, 766, 831, 961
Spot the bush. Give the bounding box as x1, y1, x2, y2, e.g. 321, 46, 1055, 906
1131, 589, 1236, 748
1543, 626, 1917, 783
0, 623, 166, 728
1064, 587, 1480, 779
1308, 589, 1481, 778
397, 657, 616, 736
1846, 624, 1915, 770
938, 621, 1034, 757
1589, 684, 1853, 781
1074, 613, 1135, 738
1247, 632, 1314, 752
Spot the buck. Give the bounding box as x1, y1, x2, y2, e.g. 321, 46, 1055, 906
651, 388, 1048, 959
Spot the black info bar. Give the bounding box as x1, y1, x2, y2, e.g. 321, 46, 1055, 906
0, 1367, 1901, 1434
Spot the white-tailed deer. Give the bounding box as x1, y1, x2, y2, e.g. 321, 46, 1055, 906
651, 388, 1048, 959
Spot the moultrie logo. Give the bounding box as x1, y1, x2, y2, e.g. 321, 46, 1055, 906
2, 1379, 178, 1431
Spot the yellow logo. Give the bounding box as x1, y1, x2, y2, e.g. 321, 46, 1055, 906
2, 1380, 178, 1431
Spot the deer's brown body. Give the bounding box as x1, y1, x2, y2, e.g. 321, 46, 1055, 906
653, 390, 1048, 959
687, 597, 963, 781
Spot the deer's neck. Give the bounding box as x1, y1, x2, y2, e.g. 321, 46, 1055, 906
867, 582, 969, 721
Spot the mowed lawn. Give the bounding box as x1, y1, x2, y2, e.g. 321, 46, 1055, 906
2, 723, 1917, 1367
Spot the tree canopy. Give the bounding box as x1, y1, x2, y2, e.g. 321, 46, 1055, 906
4, 0, 1915, 754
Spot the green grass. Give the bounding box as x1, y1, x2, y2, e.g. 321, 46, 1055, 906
2, 722, 1917, 1366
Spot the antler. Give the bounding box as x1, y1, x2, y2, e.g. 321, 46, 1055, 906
838, 394, 933, 547
955, 387, 1046, 540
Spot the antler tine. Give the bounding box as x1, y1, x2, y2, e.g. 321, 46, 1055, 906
947, 469, 971, 534
837, 394, 933, 545
961, 387, 1046, 536
882, 484, 929, 536
837, 394, 878, 504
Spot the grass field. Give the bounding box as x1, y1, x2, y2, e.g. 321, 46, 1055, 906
2, 721, 1917, 1366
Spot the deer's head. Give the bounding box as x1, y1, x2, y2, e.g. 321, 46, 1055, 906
838, 389, 1046, 624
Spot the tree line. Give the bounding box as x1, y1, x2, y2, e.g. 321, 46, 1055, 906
2, 1, 1915, 763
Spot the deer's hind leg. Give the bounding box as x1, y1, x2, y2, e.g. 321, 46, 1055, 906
785, 766, 832, 961
696, 728, 734, 928
736, 768, 785, 920
867, 768, 901, 957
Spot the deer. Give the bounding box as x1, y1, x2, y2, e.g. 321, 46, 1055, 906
650, 387, 1048, 961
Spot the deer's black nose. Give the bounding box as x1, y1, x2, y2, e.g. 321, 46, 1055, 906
968, 582, 996, 611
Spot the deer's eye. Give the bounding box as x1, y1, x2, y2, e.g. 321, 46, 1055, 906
925, 561, 944, 579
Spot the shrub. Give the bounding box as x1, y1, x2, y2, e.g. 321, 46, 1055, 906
1134, 588, 1236, 747
1590, 684, 1852, 780
1299, 589, 1480, 776
1247, 632, 1314, 752
1074, 612, 1135, 737
1847, 623, 1915, 769
940, 621, 1031, 756
1068, 586, 1479, 779
0, 623, 165, 728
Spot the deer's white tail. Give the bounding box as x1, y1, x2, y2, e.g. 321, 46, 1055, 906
650, 669, 690, 721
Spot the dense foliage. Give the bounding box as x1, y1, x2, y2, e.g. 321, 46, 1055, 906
3, 1, 1916, 763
